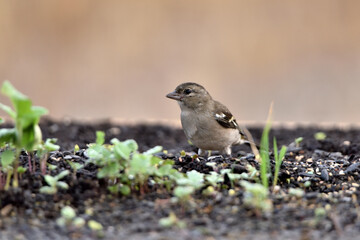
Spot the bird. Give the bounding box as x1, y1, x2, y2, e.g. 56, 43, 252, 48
166, 82, 249, 156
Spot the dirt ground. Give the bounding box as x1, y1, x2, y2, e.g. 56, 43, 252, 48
1, 119, 360, 240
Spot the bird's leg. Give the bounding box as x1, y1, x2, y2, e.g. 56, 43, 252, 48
222, 147, 232, 157
198, 148, 206, 156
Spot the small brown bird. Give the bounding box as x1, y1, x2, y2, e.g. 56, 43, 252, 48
166, 82, 249, 156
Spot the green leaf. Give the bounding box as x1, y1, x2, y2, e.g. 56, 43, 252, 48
173, 186, 195, 199
56, 181, 69, 190
44, 175, 57, 187
314, 132, 326, 141
67, 161, 83, 171
31, 106, 48, 117
61, 206, 76, 220
205, 171, 223, 186
157, 164, 173, 177
44, 138, 60, 151
259, 119, 271, 188
39, 186, 56, 194
55, 170, 70, 180
97, 161, 121, 179
112, 139, 138, 160
143, 146, 162, 155
0, 103, 16, 119
0, 149, 15, 168
176, 170, 204, 189
119, 185, 131, 195
129, 153, 151, 175
88, 220, 103, 231
74, 144, 80, 153
17, 166, 26, 174
95, 131, 105, 145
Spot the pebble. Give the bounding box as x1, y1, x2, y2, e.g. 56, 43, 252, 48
345, 162, 360, 173
320, 169, 329, 181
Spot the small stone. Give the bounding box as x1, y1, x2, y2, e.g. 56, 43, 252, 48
345, 162, 360, 173
321, 169, 329, 181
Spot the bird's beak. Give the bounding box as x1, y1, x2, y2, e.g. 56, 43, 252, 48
166, 91, 182, 101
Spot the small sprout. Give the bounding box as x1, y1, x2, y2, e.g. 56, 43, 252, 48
273, 138, 287, 187
205, 171, 223, 187
304, 181, 311, 188
1, 150, 15, 168
40, 170, 70, 194
288, 188, 304, 198
159, 212, 186, 228
85, 207, 94, 216
61, 206, 76, 220
202, 186, 216, 196
17, 166, 26, 176
88, 220, 103, 231
228, 189, 236, 196
57, 206, 85, 229
67, 160, 84, 179
295, 137, 303, 147
173, 186, 195, 201
47, 163, 57, 170
314, 132, 327, 141
73, 217, 86, 228
180, 150, 186, 157
74, 144, 80, 153
315, 207, 326, 219
176, 170, 204, 189
240, 180, 272, 213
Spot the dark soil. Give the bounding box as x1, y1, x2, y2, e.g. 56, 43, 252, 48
1, 119, 360, 240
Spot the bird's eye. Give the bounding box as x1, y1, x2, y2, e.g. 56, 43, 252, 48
184, 89, 192, 95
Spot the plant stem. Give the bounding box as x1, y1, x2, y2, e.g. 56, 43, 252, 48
12, 149, 20, 188
4, 169, 12, 190
28, 154, 32, 173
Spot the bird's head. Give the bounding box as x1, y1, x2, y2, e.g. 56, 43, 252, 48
166, 82, 212, 110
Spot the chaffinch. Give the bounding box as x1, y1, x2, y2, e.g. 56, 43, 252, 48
166, 82, 249, 156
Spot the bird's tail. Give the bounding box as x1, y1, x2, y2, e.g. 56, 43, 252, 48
237, 125, 261, 161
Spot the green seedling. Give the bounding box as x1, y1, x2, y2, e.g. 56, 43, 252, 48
220, 169, 242, 188
67, 160, 84, 179
74, 144, 80, 153
40, 170, 70, 194
273, 138, 287, 187
205, 171, 223, 187
0, 149, 15, 190
172, 170, 205, 204
173, 186, 195, 203
314, 132, 327, 141
240, 180, 272, 213
88, 220, 104, 237
257, 103, 287, 188
259, 104, 272, 188
0, 81, 48, 188
56, 206, 85, 229
175, 170, 204, 189
87, 131, 177, 195
295, 137, 303, 147
288, 187, 304, 198
159, 212, 186, 228
37, 138, 60, 175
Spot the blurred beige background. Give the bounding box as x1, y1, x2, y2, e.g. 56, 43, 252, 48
0, 1, 359, 124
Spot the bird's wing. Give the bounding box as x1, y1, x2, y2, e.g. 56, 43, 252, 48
213, 101, 248, 141
214, 110, 239, 129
